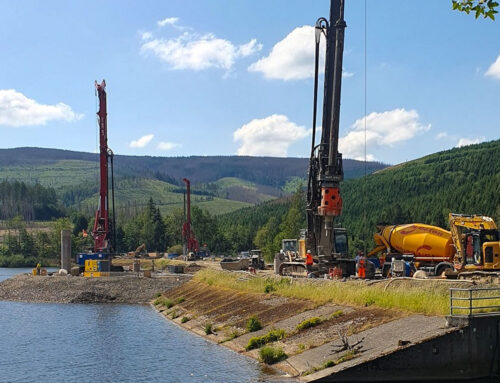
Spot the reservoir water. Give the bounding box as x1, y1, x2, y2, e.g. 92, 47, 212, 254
0, 268, 290, 383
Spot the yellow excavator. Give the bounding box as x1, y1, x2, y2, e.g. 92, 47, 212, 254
449, 213, 500, 277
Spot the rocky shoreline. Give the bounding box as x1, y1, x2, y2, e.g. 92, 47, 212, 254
0, 273, 191, 304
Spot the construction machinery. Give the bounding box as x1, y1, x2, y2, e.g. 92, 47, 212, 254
368, 214, 500, 279
368, 223, 455, 277
449, 213, 500, 279
279, 0, 355, 277
182, 178, 199, 260
76, 80, 116, 277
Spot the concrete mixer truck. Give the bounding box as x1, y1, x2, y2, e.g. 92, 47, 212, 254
368, 223, 456, 277
368, 214, 500, 279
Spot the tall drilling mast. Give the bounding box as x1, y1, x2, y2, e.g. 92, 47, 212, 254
182, 178, 199, 255
306, 0, 346, 258
93, 80, 111, 253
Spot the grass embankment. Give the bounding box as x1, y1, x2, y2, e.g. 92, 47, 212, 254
194, 269, 453, 316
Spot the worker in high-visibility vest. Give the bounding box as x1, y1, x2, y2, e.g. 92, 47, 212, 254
305, 250, 314, 273
36, 263, 41, 276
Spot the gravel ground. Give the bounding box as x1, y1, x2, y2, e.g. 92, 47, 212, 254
0, 273, 191, 304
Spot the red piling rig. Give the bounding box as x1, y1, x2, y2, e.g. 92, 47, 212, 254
92, 80, 110, 252
182, 178, 199, 253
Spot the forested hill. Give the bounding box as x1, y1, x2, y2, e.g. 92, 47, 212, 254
212, 139, 500, 259
339, 139, 500, 242
0, 147, 386, 186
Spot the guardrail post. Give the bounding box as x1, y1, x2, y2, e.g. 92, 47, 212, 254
469, 289, 473, 318
450, 289, 453, 316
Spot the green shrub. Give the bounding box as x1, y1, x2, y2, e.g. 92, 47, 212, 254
181, 316, 190, 323
154, 297, 175, 308
259, 346, 287, 364
246, 329, 286, 351
296, 317, 322, 331
204, 323, 213, 335
175, 297, 185, 304
170, 310, 178, 319
264, 283, 275, 293
323, 360, 335, 368
154, 292, 162, 298
246, 316, 263, 332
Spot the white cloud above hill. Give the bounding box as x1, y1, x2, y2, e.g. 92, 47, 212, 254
234, 114, 310, 157
141, 18, 262, 71
339, 109, 431, 161
0, 89, 82, 127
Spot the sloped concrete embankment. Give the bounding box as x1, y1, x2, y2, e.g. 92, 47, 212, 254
305, 315, 500, 382
152, 280, 452, 379
153, 279, 500, 382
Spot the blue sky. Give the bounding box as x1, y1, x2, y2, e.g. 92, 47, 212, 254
0, 0, 499, 164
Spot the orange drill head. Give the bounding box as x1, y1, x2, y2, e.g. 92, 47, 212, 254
318, 187, 342, 216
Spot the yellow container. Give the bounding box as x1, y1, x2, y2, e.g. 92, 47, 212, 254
83, 271, 110, 278
85, 260, 99, 272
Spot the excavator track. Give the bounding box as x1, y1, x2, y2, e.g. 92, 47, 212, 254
278, 262, 308, 277
458, 271, 500, 284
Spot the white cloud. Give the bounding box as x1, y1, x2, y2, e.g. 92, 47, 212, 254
436, 132, 448, 139
456, 137, 485, 147
248, 25, 355, 81
485, 54, 500, 79
157, 17, 179, 28
130, 134, 154, 148
141, 31, 153, 41
339, 109, 431, 161
249, 26, 322, 80
141, 23, 262, 71
0, 89, 83, 127
234, 114, 310, 157
157, 141, 181, 151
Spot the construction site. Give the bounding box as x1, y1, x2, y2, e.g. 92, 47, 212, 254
1, 0, 500, 382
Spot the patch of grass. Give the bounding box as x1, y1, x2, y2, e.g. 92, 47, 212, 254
222, 329, 242, 343
154, 292, 162, 298
258, 346, 287, 364
246, 329, 286, 351
329, 310, 344, 319
181, 316, 190, 324
193, 269, 454, 315
154, 297, 175, 308
365, 299, 375, 307
175, 297, 185, 304
335, 349, 357, 364
297, 343, 306, 351
296, 317, 322, 331
204, 323, 213, 335
170, 310, 179, 319
303, 351, 358, 376
246, 316, 263, 332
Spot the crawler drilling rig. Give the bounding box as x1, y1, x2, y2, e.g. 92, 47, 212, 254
77, 80, 116, 276
307, 0, 354, 276
279, 0, 354, 277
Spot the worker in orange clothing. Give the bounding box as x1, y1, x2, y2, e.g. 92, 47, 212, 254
305, 250, 314, 273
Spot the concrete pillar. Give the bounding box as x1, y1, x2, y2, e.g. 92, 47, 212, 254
61, 230, 71, 272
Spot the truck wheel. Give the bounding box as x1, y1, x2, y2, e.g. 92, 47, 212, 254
436, 264, 452, 277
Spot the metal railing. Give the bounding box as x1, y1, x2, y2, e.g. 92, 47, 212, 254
450, 287, 500, 317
